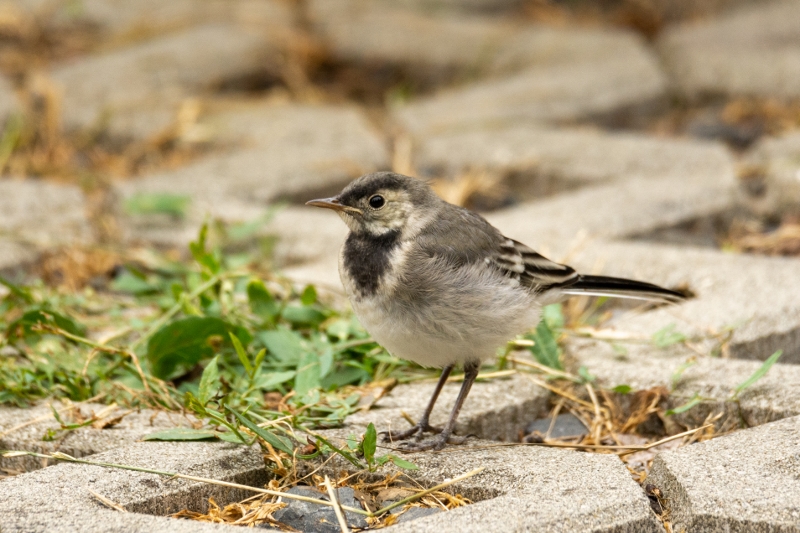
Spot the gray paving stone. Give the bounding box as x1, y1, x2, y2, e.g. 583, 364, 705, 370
0, 241, 37, 272
0, 179, 92, 247
0, 440, 265, 532
0, 402, 193, 473
345, 373, 550, 442
741, 132, 800, 217
49, 24, 283, 139
118, 103, 388, 248
648, 415, 800, 532
10, 0, 293, 43
658, 0, 800, 99
415, 125, 734, 190
572, 338, 800, 431
394, 30, 667, 136
308, 0, 508, 72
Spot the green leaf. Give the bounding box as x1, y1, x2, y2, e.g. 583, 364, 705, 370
526, 320, 562, 370
146, 317, 237, 380
197, 355, 220, 405
189, 223, 221, 274
611, 384, 632, 394
732, 350, 783, 399
8, 309, 86, 342
362, 423, 377, 466
229, 332, 253, 375
281, 306, 326, 327
300, 285, 318, 306
110, 271, 159, 295
653, 324, 687, 348
259, 330, 304, 365
578, 366, 596, 383
228, 408, 293, 454
388, 454, 418, 470
247, 280, 280, 321
294, 350, 321, 397
0, 274, 33, 303
320, 366, 370, 389
665, 393, 702, 416
255, 370, 296, 390
143, 428, 217, 441
124, 193, 189, 219
670, 360, 696, 390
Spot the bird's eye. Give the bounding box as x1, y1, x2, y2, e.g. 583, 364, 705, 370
368, 195, 385, 209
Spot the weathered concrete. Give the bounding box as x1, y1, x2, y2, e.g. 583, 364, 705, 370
415, 125, 734, 193
308, 0, 508, 72
0, 241, 37, 272
0, 402, 193, 473
571, 338, 800, 431
13, 0, 293, 43
0, 179, 92, 246
648, 416, 800, 532
741, 132, 800, 216
394, 31, 667, 135
658, 0, 800, 99
0, 441, 266, 532
49, 24, 284, 139
118, 103, 389, 248
346, 372, 550, 442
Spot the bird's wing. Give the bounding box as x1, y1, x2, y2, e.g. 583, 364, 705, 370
491, 238, 578, 292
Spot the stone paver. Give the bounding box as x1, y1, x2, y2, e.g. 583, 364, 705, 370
394, 30, 666, 136
648, 416, 800, 532
117, 103, 389, 248
415, 125, 733, 190
658, 0, 800, 99
308, 0, 508, 73
0, 179, 92, 246
741, 131, 800, 216
0, 441, 265, 532
572, 338, 800, 430
0, 402, 193, 473
49, 24, 283, 139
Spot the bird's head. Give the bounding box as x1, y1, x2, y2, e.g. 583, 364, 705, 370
306, 172, 439, 237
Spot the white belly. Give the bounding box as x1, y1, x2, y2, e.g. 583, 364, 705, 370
341, 255, 541, 368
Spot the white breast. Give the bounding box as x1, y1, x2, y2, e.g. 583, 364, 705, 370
340, 249, 540, 368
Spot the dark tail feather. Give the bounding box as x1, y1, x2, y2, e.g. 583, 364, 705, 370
560, 274, 685, 303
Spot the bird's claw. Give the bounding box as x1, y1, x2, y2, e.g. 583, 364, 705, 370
395, 433, 467, 452
381, 422, 443, 443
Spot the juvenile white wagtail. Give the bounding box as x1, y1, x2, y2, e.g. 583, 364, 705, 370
307, 172, 683, 451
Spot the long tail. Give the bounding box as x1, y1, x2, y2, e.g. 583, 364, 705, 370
559, 274, 685, 303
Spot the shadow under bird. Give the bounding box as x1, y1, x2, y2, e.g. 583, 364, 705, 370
307, 172, 684, 451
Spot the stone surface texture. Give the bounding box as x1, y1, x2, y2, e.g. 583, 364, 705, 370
648, 416, 800, 532
49, 24, 284, 139
0, 179, 91, 246
658, 0, 800, 98
741, 131, 800, 216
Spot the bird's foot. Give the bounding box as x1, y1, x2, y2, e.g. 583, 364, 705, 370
395, 433, 467, 453
381, 421, 443, 443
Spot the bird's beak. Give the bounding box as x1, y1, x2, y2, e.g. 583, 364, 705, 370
305, 197, 362, 215
306, 196, 344, 211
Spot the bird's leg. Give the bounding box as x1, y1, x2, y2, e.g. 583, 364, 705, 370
398, 360, 480, 452
382, 364, 453, 442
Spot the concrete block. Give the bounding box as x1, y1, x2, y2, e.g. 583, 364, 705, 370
0, 179, 92, 246
658, 0, 800, 99
0, 403, 193, 473
49, 24, 283, 139
394, 31, 667, 135
741, 132, 800, 216
572, 338, 800, 430
0, 440, 266, 532
648, 416, 800, 532
117, 103, 389, 248
415, 125, 734, 190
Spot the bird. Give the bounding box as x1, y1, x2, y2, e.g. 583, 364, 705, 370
306, 171, 684, 451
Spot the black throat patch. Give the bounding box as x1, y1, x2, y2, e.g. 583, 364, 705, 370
343, 230, 401, 297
